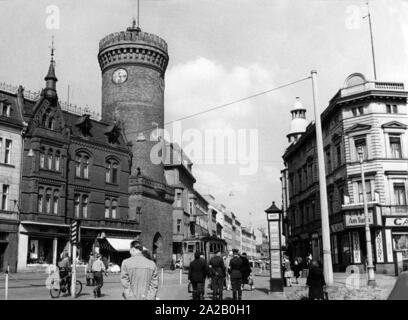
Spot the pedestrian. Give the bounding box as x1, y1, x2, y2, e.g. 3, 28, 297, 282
121, 240, 159, 300
92, 253, 107, 298
188, 251, 208, 300
240, 253, 252, 290
58, 252, 71, 294
209, 250, 226, 300
306, 260, 326, 300
293, 258, 302, 285
86, 253, 95, 286
283, 257, 293, 287
229, 249, 243, 300
224, 252, 233, 290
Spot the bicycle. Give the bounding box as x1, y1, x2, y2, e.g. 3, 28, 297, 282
49, 271, 82, 298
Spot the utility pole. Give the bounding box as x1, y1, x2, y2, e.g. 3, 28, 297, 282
310, 70, 333, 286
358, 147, 376, 286
364, 1, 377, 80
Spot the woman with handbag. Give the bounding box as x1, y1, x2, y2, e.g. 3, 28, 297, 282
283, 257, 293, 287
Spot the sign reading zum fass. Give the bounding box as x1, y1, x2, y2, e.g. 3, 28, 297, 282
385, 217, 408, 227
344, 210, 374, 227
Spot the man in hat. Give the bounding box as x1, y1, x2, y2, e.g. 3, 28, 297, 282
188, 251, 208, 300
209, 250, 226, 300
121, 240, 159, 300
229, 249, 243, 300
92, 253, 107, 298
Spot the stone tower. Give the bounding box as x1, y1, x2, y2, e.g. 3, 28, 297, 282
98, 22, 174, 268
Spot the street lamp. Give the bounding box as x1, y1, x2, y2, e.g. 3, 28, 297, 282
265, 201, 284, 293
357, 145, 376, 286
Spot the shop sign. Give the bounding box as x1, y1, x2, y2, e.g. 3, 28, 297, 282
331, 222, 345, 233
344, 210, 374, 227
385, 217, 408, 227
375, 230, 384, 263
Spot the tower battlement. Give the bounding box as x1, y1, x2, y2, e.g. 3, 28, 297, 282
98, 30, 169, 75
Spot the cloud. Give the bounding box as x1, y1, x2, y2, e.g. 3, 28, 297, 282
165, 57, 275, 123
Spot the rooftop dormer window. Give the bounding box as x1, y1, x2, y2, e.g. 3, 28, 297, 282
1, 101, 11, 117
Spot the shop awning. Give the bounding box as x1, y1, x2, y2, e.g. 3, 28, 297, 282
105, 238, 133, 252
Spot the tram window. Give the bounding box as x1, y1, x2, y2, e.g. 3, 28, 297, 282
188, 244, 194, 253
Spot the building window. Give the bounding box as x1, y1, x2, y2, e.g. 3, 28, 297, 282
175, 190, 182, 207
75, 153, 91, 179
386, 104, 398, 114
1, 102, 11, 117
1, 185, 9, 210
111, 199, 118, 219
352, 107, 364, 116
354, 136, 367, 160
38, 187, 44, 213
389, 135, 402, 159
105, 159, 119, 184
47, 149, 53, 169
53, 190, 59, 214
394, 184, 407, 206
328, 195, 333, 215
40, 148, 45, 168
45, 189, 52, 214
82, 195, 88, 218
298, 170, 302, 191
393, 233, 408, 251
357, 180, 372, 203
55, 151, 61, 171
336, 144, 342, 167
105, 199, 110, 218
74, 194, 80, 218
4, 139, 11, 164
83, 156, 89, 178
177, 219, 182, 233
325, 148, 331, 172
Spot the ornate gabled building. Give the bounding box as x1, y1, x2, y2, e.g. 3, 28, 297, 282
282, 73, 408, 274
16, 51, 138, 271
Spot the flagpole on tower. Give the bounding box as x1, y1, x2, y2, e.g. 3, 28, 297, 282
363, 1, 377, 80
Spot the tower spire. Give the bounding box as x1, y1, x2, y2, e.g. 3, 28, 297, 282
44, 35, 58, 99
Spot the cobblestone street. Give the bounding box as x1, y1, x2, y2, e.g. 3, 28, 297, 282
0, 268, 397, 300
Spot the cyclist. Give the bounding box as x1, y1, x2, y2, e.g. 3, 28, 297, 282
58, 252, 71, 293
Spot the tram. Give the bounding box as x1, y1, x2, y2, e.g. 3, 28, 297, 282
182, 236, 227, 268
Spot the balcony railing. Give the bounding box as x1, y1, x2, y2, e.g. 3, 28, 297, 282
340, 81, 405, 98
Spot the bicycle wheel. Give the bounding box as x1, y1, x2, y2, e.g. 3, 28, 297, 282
75, 280, 82, 296
69, 280, 83, 297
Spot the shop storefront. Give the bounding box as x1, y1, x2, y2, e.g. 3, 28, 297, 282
17, 222, 70, 271
384, 217, 408, 275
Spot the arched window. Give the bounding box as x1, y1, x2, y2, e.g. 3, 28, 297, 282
46, 189, 52, 214
53, 190, 59, 214
38, 187, 44, 213
55, 151, 61, 171
47, 148, 53, 169
75, 152, 91, 179
47, 117, 54, 130
105, 159, 119, 184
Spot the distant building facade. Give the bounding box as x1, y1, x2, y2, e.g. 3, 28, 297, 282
282, 73, 408, 274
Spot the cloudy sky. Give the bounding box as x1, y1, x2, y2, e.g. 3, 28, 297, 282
1, 0, 408, 229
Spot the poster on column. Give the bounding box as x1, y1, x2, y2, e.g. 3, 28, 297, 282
269, 221, 280, 249
270, 250, 281, 278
